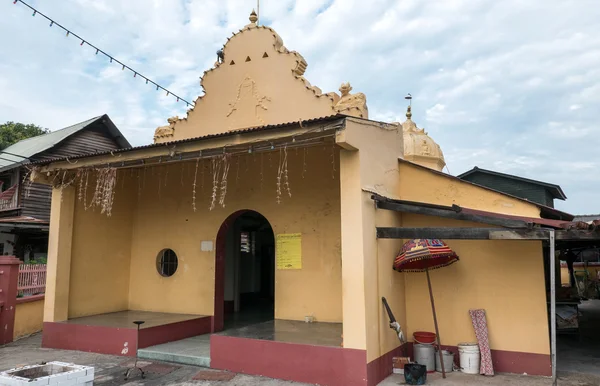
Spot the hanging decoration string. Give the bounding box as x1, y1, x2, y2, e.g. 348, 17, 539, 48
12, 0, 193, 106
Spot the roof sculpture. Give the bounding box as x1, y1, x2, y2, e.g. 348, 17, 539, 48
154, 11, 368, 143
401, 106, 446, 172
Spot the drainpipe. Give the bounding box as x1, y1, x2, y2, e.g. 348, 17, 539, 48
549, 230, 556, 386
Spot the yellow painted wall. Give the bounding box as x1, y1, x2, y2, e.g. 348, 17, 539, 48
397, 161, 541, 217
128, 147, 342, 322
560, 266, 570, 286
67, 176, 135, 318
402, 214, 550, 355
375, 209, 407, 358
337, 118, 405, 359
561, 264, 600, 286
14, 298, 45, 339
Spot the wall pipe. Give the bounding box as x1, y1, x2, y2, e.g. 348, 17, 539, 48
549, 229, 556, 386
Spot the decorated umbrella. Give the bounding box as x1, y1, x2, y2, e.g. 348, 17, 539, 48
394, 239, 459, 378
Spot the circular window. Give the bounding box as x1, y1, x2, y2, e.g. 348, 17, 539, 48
157, 249, 178, 277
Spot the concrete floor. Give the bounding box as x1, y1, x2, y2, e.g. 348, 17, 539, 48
138, 319, 342, 368
219, 319, 343, 346
62, 310, 205, 329
557, 299, 600, 379
381, 371, 600, 385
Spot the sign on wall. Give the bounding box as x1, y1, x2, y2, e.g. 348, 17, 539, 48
276, 233, 302, 270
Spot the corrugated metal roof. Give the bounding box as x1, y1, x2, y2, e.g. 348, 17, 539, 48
457, 166, 567, 200
0, 216, 48, 224
30, 114, 346, 167
574, 214, 600, 223
372, 192, 596, 231
0, 115, 130, 173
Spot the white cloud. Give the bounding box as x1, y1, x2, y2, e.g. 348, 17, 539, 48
0, 0, 599, 214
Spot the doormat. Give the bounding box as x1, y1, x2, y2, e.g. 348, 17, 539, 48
192, 370, 236, 381
143, 363, 180, 375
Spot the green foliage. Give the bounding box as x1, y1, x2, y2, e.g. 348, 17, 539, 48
29, 256, 47, 265
0, 122, 49, 150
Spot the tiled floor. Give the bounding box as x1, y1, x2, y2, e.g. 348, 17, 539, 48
220, 319, 343, 346
138, 318, 343, 367
63, 310, 206, 329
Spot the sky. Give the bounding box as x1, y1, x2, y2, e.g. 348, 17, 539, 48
1, 0, 598, 214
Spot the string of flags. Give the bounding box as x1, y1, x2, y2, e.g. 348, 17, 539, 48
12, 0, 194, 107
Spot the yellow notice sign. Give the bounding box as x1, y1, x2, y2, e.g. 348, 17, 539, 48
276, 233, 302, 270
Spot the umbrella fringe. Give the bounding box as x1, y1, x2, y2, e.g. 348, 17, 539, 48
393, 254, 459, 273
393, 259, 458, 273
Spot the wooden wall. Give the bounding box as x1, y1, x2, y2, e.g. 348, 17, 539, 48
17, 123, 124, 222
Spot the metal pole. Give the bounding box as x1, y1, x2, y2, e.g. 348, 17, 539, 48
426, 268, 446, 378
257, 0, 260, 25
549, 229, 557, 385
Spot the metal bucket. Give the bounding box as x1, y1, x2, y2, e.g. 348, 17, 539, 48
414, 343, 435, 373
435, 349, 454, 373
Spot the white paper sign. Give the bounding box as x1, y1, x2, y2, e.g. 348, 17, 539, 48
201, 241, 214, 252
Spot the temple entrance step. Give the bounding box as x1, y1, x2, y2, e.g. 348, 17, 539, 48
138, 334, 211, 368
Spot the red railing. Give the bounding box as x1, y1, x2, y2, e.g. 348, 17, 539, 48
0, 184, 18, 211
17, 264, 47, 297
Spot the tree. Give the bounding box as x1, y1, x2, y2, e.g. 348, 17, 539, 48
0, 122, 50, 150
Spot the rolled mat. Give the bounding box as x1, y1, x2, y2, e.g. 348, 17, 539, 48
469, 309, 494, 376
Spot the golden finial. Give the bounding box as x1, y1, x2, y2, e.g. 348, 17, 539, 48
249, 9, 258, 24
404, 93, 412, 119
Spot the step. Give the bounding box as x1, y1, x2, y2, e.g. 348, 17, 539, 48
138, 348, 210, 367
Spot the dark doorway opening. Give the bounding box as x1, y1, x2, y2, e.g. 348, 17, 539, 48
214, 210, 275, 332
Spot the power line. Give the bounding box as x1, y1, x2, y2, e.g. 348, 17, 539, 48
12, 0, 194, 106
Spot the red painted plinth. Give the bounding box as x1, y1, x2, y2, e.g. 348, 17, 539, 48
42, 315, 212, 356
400, 342, 551, 377
367, 344, 407, 386
210, 335, 368, 386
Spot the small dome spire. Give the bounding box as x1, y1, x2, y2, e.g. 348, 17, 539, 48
402, 107, 446, 172
249, 9, 258, 24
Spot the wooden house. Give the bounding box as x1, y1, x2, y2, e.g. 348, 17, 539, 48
458, 166, 569, 217
0, 115, 130, 259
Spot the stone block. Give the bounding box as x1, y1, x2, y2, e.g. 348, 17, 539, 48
66, 370, 86, 380
55, 379, 76, 386
75, 373, 94, 384
0, 362, 94, 386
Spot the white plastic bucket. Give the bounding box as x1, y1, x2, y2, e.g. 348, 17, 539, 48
458, 343, 480, 374
414, 344, 435, 373
435, 350, 454, 373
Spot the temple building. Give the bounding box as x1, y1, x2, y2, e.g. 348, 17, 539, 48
32, 10, 593, 386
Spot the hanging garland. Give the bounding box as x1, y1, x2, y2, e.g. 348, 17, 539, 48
27, 136, 338, 217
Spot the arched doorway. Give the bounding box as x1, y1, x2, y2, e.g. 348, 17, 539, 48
213, 210, 275, 332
